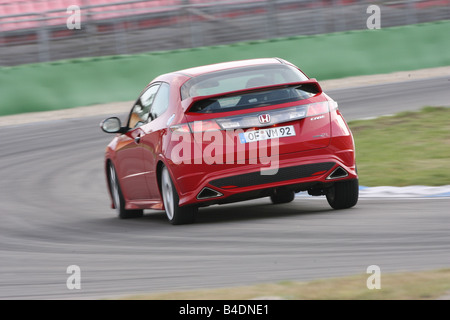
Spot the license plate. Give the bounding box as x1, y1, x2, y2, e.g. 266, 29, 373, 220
239, 125, 296, 143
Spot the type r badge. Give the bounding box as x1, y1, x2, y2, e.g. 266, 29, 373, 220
311, 115, 325, 121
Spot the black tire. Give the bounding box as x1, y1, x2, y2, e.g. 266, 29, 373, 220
161, 166, 197, 225
270, 189, 295, 204
109, 164, 143, 219
326, 179, 359, 209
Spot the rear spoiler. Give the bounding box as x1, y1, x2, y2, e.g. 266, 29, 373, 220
183, 79, 323, 112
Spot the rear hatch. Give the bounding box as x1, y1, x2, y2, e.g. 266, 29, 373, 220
177, 80, 332, 164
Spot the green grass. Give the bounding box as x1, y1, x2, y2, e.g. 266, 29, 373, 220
118, 269, 450, 300
348, 106, 450, 187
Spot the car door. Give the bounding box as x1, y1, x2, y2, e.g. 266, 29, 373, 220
140, 82, 171, 200
114, 83, 161, 201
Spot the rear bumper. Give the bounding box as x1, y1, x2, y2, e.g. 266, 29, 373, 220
172, 138, 357, 207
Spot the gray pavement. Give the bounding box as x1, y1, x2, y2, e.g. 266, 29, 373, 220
327, 75, 450, 121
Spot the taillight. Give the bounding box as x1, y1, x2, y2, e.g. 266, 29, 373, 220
171, 100, 336, 133
215, 102, 332, 130
306, 102, 329, 117
189, 120, 221, 133
170, 123, 191, 133
216, 105, 309, 130
170, 120, 221, 134
328, 100, 338, 111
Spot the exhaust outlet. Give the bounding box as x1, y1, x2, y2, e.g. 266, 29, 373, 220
326, 166, 348, 180
197, 187, 223, 200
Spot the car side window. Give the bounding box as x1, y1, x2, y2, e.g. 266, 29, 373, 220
149, 82, 170, 121
128, 84, 160, 129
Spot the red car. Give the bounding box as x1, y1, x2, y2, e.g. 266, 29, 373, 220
101, 58, 358, 224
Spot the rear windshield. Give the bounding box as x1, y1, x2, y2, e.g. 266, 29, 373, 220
189, 85, 317, 113
181, 64, 308, 100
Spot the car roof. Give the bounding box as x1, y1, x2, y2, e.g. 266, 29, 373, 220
174, 58, 285, 77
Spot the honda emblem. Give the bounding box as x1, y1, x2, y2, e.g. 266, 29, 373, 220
258, 114, 271, 124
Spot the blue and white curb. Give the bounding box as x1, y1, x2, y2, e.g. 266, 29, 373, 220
358, 185, 450, 198
296, 185, 450, 198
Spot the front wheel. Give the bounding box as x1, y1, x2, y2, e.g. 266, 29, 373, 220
109, 164, 143, 219
161, 166, 197, 225
326, 179, 359, 209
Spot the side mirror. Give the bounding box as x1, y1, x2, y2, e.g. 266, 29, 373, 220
100, 117, 125, 134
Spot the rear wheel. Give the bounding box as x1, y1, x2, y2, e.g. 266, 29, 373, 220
270, 189, 295, 204
161, 166, 197, 225
326, 179, 359, 209
109, 164, 143, 219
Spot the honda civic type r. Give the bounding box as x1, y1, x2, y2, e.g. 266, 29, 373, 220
101, 58, 358, 224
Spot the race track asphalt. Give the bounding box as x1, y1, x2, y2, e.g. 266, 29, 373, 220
0, 76, 449, 299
